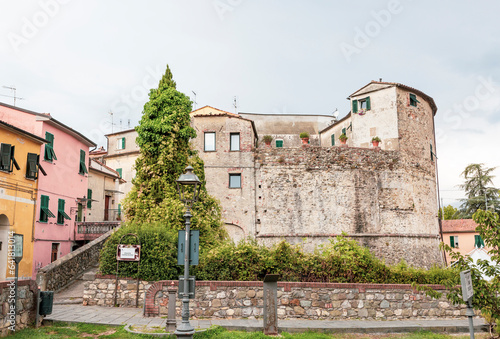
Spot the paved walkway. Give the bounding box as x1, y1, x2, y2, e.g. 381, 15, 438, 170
45, 304, 489, 335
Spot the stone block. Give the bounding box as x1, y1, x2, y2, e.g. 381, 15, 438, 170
293, 306, 305, 315
247, 290, 256, 298
300, 300, 311, 307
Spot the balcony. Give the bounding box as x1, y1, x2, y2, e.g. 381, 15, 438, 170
104, 208, 122, 222
76, 221, 121, 241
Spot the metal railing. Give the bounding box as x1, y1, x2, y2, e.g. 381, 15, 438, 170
77, 221, 120, 235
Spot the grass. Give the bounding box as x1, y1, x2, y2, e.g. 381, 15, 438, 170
8, 323, 490, 338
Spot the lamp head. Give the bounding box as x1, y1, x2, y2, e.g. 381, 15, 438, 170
176, 166, 202, 208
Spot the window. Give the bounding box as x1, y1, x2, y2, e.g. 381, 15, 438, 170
0, 144, 19, 172
51, 243, 59, 263
275, 140, 283, 148
229, 173, 241, 188
26, 153, 46, 179
79, 150, 88, 175
57, 199, 71, 224
40, 195, 55, 222
230, 133, 240, 151
87, 189, 92, 208
44, 132, 57, 162
450, 236, 459, 248
116, 168, 122, 178
331, 134, 335, 146
474, 235, 485, 248
410, 93, 419, 107
76, 203, 83, 222
117, 137, 126, 150
204, 132, 216, 151
352, 97, 371, 113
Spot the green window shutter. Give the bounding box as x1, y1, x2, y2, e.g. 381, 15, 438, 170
79, 150, 88, 174
57, 198, 71, 222
44, 132, 57, 161
430, 144, 434, 161
366, 97, 371, 110
87, 189, 92, 209
77, 203, 83, 222
450, 236, 455, 248
0, 143, 11, 171
40, 195, 55, 221
352, 100, 358, 113
410, 93, 417, 106
474, 235, 479, 248
116, 168, 122, 178
331, 134, 335, 146
26, 153, 38, 179
122, 138, 126, 149
342, 128, 346, 135
275, 140, 283, 148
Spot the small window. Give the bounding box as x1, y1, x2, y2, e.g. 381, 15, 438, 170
117, 137, 126, 150
116, 168, 122, 178
450, 236, 459, 248
331, 134, 335, 146
204, 132, 216, 151
410, 93, 419, 107
79, 150, 88, 175
44, 132, 57, 162
474, 235, 485, 248
229, 173, 241, 188
57, 199, 71, 224
275, 140, 283, 148
87, 189, 92, 209
40, 195, 55, 222
230, 133, 240, 151
0, 144, 19, 172
354, 96, 371, 113
26, 153, 46, 179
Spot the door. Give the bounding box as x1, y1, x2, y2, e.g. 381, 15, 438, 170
51, 243, 59, 263
104, 196, 111, 221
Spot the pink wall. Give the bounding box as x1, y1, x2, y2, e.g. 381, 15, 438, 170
0, 104, 93, 277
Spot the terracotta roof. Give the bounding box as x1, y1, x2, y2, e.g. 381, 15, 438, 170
191, 105, 258, 139
90, 158, 126, 183
349, 81, 437, 115
0, 120, 48, 144
105, 128, 136, 137
319, 112, 352, 134
442, 219, 478, 233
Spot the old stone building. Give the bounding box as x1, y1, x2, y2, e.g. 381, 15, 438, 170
101, 81, 443, 267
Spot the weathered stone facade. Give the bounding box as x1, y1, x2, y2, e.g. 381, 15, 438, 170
84, 277, 476, 321
0, 279, 39, 337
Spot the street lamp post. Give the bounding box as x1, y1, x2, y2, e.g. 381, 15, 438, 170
174, 166, 201, 339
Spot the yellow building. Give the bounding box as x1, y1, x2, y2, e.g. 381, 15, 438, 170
0, 121, 46, 280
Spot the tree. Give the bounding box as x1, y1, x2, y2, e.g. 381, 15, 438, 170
418, 210, 500, 337
459, 163, 500, 218
438, 204, 459, 220
122, 65, 226, 248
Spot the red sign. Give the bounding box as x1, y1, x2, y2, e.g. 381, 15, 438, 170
116, 244, 141, 262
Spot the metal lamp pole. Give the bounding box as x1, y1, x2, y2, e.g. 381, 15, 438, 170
174, 166, 201, 339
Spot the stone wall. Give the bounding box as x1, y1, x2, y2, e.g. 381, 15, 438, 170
254, 145, 442, 267
37, 228, 116, 292
0, 279, 39, 336
84, 277, 473, 320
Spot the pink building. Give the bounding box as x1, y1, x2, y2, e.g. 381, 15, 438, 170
442, 219, 489, 264
0, 102, 96, 278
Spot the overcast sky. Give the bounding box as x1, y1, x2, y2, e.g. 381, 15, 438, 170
1, 0, 499, 208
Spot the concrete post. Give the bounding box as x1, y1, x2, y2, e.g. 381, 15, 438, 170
263, 274, 279, 336
166, 282, 177, 332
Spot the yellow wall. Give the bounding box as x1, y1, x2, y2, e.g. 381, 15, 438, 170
0, 125, 42, 280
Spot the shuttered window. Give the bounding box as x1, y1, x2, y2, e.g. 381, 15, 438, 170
331, 134, 335, 146
0, 144, 19, 172
44, 132, 57, 162
352, 100, 358, 113
410, 93, 419, 107
275, 140, 283, 148
450, 236, 459, 248
57, 199, 71, 224
40, 195, 55, 222
87, 189, 92, 208
474, 235, 485, 248
117, 137, 126, 150
116, 168, 122, 178
79, 150, 88, 175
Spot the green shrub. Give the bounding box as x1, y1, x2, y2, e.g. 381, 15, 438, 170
99, 221, 181, 281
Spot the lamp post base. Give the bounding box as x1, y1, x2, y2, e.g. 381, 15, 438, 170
174, 327, 195, 339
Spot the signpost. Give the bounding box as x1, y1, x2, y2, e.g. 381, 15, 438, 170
460, 270, 475, 339
115, 234, 141, 307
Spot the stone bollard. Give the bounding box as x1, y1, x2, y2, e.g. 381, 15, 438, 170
263, 274, 279, 336
166, 282, 177, 332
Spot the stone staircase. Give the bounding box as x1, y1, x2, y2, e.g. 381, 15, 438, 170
53, 264, 99, 305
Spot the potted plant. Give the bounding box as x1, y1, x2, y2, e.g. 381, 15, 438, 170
372, 136, 381, 147
299, 132, 310, 145
263, 135, 273, 146
339, 133, 348, 145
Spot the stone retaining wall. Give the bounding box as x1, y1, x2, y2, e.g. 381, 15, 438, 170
37, 227, 117, 292
0, 279, 39, 337
84, 277, 474, 320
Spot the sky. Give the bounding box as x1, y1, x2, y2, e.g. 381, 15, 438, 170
1, 0, 499, 208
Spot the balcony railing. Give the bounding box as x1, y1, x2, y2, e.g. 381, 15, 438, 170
76, 221, 121, 241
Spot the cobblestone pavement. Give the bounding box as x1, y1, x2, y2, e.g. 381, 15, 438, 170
45, 304, 489, 335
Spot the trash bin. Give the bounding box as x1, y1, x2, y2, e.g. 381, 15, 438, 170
39, 291, 54, 315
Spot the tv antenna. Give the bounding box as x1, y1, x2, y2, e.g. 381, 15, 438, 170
233, 96, 237, 114
1, 86, 24, 106
192, 91, 197, 110
109, 110, 114, 133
